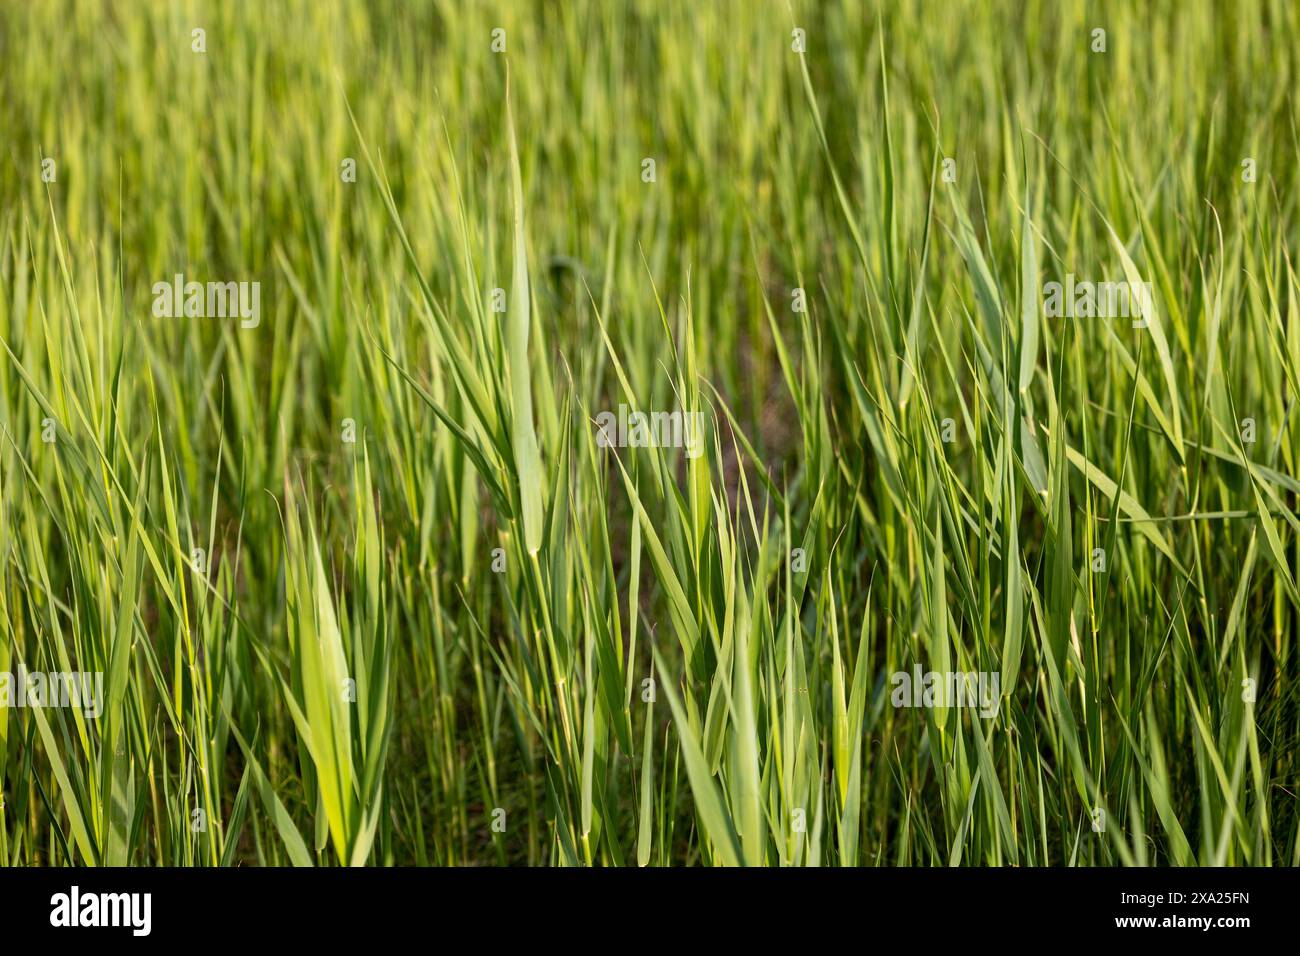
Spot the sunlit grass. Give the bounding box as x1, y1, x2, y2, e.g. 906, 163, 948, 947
0, 0, 1295, 866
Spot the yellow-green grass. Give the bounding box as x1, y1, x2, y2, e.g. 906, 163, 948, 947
0, 0, 1295, 865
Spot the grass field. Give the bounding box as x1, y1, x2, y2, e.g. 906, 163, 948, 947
0, 0, 1296, 866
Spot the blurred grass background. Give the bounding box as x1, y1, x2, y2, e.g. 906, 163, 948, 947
0, 0, 1296, 865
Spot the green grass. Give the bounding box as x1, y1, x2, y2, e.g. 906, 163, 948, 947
0, 0, 1296, 866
